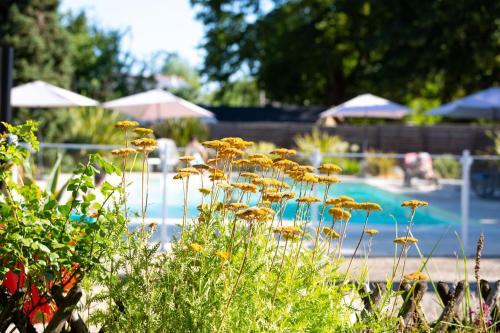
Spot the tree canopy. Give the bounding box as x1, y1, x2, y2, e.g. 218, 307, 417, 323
191, 0, 500, 107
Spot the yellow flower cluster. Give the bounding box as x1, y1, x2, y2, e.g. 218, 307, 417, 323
325, 196, 354, 206
270, 148, 297, 156
401, 200, 429, 209
215, 250, 230, 261
188, 243, 204, 253
220, 137, 253, 149
328, 207, 351, 220
179, 167, 199, 175
365, 229, 379, 235
236, 207, 274, 221
202, 140, 230, 150
111, 148, 137, 157
262, 192, 295, 202
403, 271, 428, 281
133, 127, 154, 136
231, 182, 258, 193
318, 163, 342, 174
240, 172, 259, 179
296, 196, 321, 203
273, 226, 303, 240
179, 155, 195, 162
358, 202, 382, 212
322, 227, 340, 239
198, 188, 212, 195
131, 138, 157, 151
272, 158, 299, 170
231, 159, 251, 167
393, 236, 418, 245
115, 120, 139, 130
227, 202, 249, 211
317, 175, 341, 184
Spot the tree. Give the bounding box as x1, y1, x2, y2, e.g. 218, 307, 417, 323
0, 0, 72, 86
191, 0, 500, 108
208, 78, 261, 106
156, 52, 203, 102
64, 11, 153, 101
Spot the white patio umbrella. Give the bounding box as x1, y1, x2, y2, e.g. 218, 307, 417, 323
319, 93, 411, 119
427, 87, 500, 119
11, 80, 98, 108
102, 89, 214, 121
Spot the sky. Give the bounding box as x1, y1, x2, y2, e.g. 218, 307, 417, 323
60, 0, 205, 67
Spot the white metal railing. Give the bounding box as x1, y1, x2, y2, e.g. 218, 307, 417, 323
32, 143, 500, 252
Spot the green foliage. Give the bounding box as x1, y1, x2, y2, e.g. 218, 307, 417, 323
209, 78, 261, 106
159, 52, 203, 102
152, 118, 209, 147
433, 155, 461, 179
364, 151, 398, 177
323, 157, 360, 175
486, 130, 500, 155
294, 128, 351, 156
65, 108, 125, 145
192, 0, 499, 110
0, 122, 122, 326
246, 141, 276, 155
0, 0, 73, 86
63, 11, 152, 101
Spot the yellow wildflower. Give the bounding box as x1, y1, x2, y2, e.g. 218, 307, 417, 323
202, 140, 230, 150
240, 172, 259, 179
273, 158, 299, 170
270, 148, 297, 156
404, 271, 428, 281
318, 163, 343, 174
111, 148, 137, 157
328, 207, 351, 220
115, 120, 139, 130
219, 147, 244, 158
133, 127, 154, 136
236, 207, 266, 221
248, 153, 266, 159
325, 196, 353, 205
273, 226, 302, 240
179, 167, 199, 175
401, 200, 429, 209
227, 202, 249, 211
179, 155, 195, 162
296, 172, 318, 183
198, 188, 212, 195
193, 163, 210, 171
232, 159, 251, 166
131, 138, 157, 148
365, 229, 379, 236
393, 236, 419, 245
216, 182, 232, 190
215, 250, 230, 261
188, 243, 204, 253
232, 182, 258, 193
323, 227, 340, 239
149, 222, 158, 229
317, 175, 341, 184
297, 196, 321, 203
221, 137, 253, 149
173, 172, 189, 179
359, 202, 382, 212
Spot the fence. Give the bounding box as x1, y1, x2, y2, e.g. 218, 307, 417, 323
209, 123, 499, 154
32, 143, 500, 255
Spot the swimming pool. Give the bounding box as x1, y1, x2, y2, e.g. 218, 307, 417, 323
127, 178, 459, 226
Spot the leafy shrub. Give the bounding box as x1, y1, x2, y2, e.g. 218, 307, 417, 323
0, 121, 123, 329
433, 154, 461, 179
153, 118, 208, 146
294, 128, 350, 156
245, 140, 276, 155
364, 151, 398, 177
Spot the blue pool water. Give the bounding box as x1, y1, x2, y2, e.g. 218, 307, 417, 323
128, 179, 459, 226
